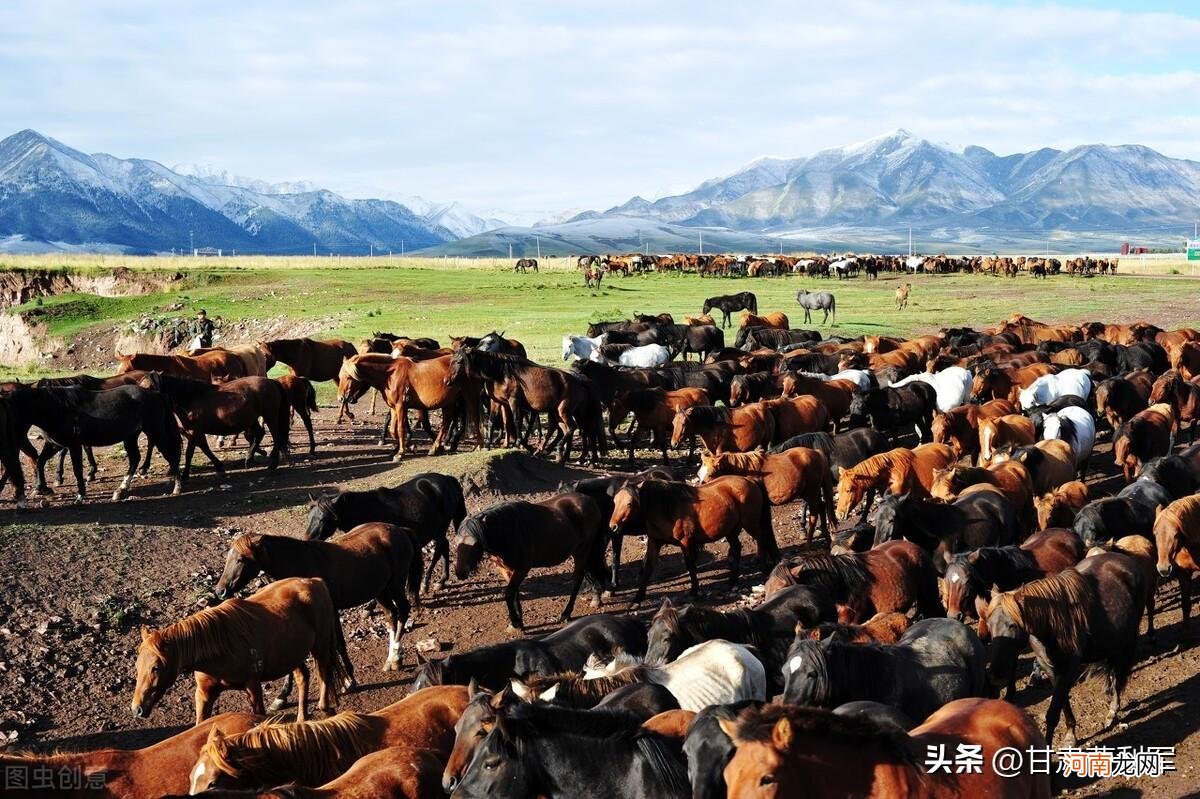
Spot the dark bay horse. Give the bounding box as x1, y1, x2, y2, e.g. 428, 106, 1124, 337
453, 491, 609, 632
140, 373, 289, 482
874, 490, 1019, 573
305, 472, 466, 592
259, 338, 357, 381
702, 292, 758, 328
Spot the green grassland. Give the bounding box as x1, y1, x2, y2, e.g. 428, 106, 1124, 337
3, 257, 1200, 385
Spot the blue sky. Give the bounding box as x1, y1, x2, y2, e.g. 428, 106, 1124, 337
2, 0, 1198, 221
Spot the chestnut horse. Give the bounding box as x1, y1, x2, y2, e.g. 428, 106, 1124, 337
739, 311, 789, 329
1150, 371, 1200, 443
276, 374, 318, 454
1032, 480, 1089, 530
930, 460, 1035, 532
977, 413, 1036, 466
697, 448, 834, 542
930, 399, 1017, 461
609, 386, 710, 461
989, 439, 1076, 496
1154, 494, 1200, 639
971, 363, 1055, 402
0, 713, 258, 799
767, 540, 943, 622
761, 395, 832, 442
1114, 403, 1174, 481
610, 476, 778, 604
116, 350, 250, 383
188, 685, 468, 793
259, 338, 357, 382
779, 374, 856, 422
720, 699, 1050, 799
670, 404, 775, 454
132, 577, 347, 725
834, 443, 956, 522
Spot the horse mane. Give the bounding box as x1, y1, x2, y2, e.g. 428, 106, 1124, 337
144, 601, 259, 667
788, 553, 871, 597
711, 451, 766, 473
732, 693, 915, 765
230, 533, 262, 561
682, 405, 730, 427
991, 569, 1094, 653
847, 449, 912, 480
203, 713, 381, 786
412, 659, 445, 686
520, 666, 647, 702
149, 371, 217, 402
32, 374, 103, 389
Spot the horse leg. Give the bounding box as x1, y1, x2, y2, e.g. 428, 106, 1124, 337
683, 539, 703, 598
391, 402, 407, 461
1045, 667, 1079, 747
243, 421, 264, 466
245, 682, 265, 717
194, 673, 221, 725
68, 443, 86, 503
195, 435, 227, 479
627, 420, 639, 461
54, 445, 66, 486
301, 409, 316, 454
608, 532, 623, 593
858, 487, 877, 525
112, 436, 139, 501
504, 571, 528, 634
333, 614, 357, 690
634, 541, 663, 606
85, 446, 98, 482
138, 441, 155, 475
33, 442, 54, 495
182, 435, 198, 482
294, 663, 310, 722
268, 672, 294, 712
560, 554, 588, 623
726, 535, 744, 591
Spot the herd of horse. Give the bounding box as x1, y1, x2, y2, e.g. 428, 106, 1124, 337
4, 304, 1200, 798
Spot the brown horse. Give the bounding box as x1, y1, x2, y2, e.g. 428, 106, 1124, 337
1154, 494, 1200, 638
971, 363, 1055, 402
0, 713, 259, 799
720, 699, 1050, 799
276, 374, 318, 454
930, 461, 1035, 532
834, 444, 955, 522
761, 395, 831, 442
1150, 371, 1200, 443
453, 492, 608, 632
139, 373, 290, 482
116, 350, 250, 383
188, 685, 468, 792
338, 352, 481, 460
1170, 340, 1200, 380
609, 386, 710, 461
611, 476, 778, 604
1113, 403, 1174, 481
930, 399, 1017, 461
990, 439, 1076, 496
801, 611, 914, 644
260, 338, 357, 382
697, 448, 834, 542
215, 524, 422, 678
977, 413, 1036, 466
671, 404, 775, 454
779, 374, 856, 421
132, 577, 347, 725
765, 540, 943, 622
739, 311, 789, 329
1032, 480, 1089, 530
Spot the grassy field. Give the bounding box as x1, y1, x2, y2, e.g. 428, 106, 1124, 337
3, 255, 1200, 389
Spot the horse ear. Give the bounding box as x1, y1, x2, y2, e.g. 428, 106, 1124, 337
414, 649, 428, 666
539, 684, 559, 702
140, 625, 151, 642
509, 679, 530, 700
207, 726, 225, 745
467, 677, 480, 697
990, 583, 1002, 598
1155, 504, 1165, 517
771, 716, 794, 750
659, 597, 673, 612
718, 717, 740, 743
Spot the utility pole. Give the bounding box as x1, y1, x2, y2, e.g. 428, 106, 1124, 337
401, 240, 405, 256
313, 242, 317, 256
536, 236, 541, 259
699, 230, 704, 255
370, 243, 374, 257
190, 230, 194, 254
908, 227, 912, 257
508, 243, 513, 260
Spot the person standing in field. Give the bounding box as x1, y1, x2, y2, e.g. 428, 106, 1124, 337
189, 309, 215, 350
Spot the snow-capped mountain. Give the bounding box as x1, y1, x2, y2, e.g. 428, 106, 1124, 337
0, 130, 456, 253
392, 195, 509, 238
587, 129, 1200, 233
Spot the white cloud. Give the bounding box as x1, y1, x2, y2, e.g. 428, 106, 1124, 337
0, 0, 1197, 216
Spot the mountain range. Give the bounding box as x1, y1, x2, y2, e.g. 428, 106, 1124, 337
2, 128, 1199, 255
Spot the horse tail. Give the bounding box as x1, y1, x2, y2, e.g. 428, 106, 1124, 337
449, 479, 468, 532
821, 465, 836, 535
305, 380, 318, 413
312, 579, 350, 704
404, 533, 425, 606
273, 384, 292, 454
829, 294, 836, 325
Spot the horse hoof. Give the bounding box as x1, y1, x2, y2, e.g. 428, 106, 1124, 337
267, 699, 286, 713
36, 486, 53, 496
505, 624, 524, 635
111, 490, 125, 502
588, 598, 602, 609
345, 676, 360, 689
16, 498, 27, 510
74, 494, 86, 504
383, 659, 400, 673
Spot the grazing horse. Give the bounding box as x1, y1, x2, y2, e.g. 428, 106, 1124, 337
451, 701, 690, 799
775, 540, 944, 623
338, 353, 481, 460
446, 348, 605, 464
643, 589, 835, 687
1149, 371, 1200, 443
0, 713, 261, 799
116, 350, 251, 383
670, 404, 775, 454
834, 444, 956, 522
847, 383, 937, 442
132, 577, 346, 725
943, 528, 1086, 623
982, 555, 1148, 746
977, 413, 1036, 466
768, 427, 890, 479
534, 640, 768, 712
781, 618, 987, 723
139, 373, 290, 482
874, 490, 1019, 572
610, 386, 710, 461
610, 477, 779, 604
4, 383, 182, 502
719, 699, 1050, 799
410, 614, 647, 692
931, 399, 1018, 461
703, 292, 758, 328
305, 472, 464, 593
930, 461, 1035, 532
1033, 480, 1089, 529
1113, 403, 1174, 481
738, 311, 790, 330
188, 685, 468, 793
514, 257, 538, 272
453, 492, 608, 632
215, 524, 421, 680
697, 448, 834, 541
1154, 494, 1200, 639
795, 290, 836, 325
259, 338, 357, 383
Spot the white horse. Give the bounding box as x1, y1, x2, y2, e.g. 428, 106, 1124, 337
1042, 405, 1096, 471
561, 334, 603, 361
829, 258, 856, 277
891, 366, 972, 412
1019, 368, 1092, 411
829, 368, 873, 393
904, 256, 924, 272
579, 639, 766, 712
612, 343, 671, 368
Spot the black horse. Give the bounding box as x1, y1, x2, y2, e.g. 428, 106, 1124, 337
4, 383, 181, 503
410, 613, 647, 691
782, 617, 988, 723
768, 428, 890, 478
573, 466, 676, 588
873, 491, 1019, 573
305, 472, 466, 591
847, 383, 937, 443
683, 700, 764, 799
702, 292, 758, 328
1071, 475, 1168, 548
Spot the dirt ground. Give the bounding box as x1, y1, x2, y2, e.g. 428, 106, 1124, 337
2, 407, 1200, 798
